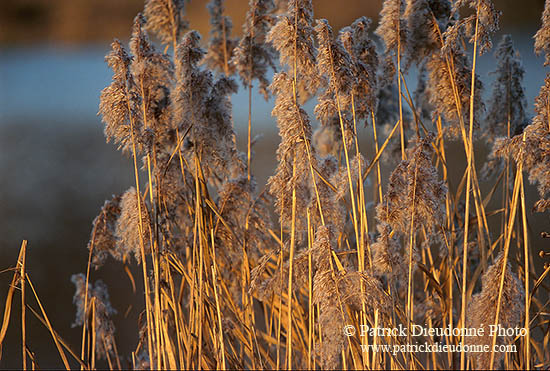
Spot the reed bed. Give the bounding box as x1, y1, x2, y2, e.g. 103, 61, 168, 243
2, 0, 550, 369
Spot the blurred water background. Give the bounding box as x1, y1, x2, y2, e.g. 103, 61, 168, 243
0, 0, 548, 368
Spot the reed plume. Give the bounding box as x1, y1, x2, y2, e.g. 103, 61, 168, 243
312, 125, 340, 157
425, 49, 484, 137
203, 0, 238, 75
492, 75, 550, 210
71, 274, 117, 361
485, 35, 527, 140
7, 1, 550, 370
88, 195, 122, 269
143, 0, 187, 49
371, 223, 405, 283
307, 155, 343, 232
404, 0, 451, 65
466, 252, 525, 369
314, 19, 355, 149
115, 187, 151, 263
376, 134, 446, 235
535, 0, 550, 66
267, 72, 314, 231
483, 35, 527, 178
375, 0, 408, 62
215, 176, 273, 300
129, 14, 174, 149
311, 226, 389, 370
267, 0, 319, 103
443, 0, 500, 56
256, 226, 389, 369
99, 40, 143, 154
484, 0, 550, 211
232, 0, 278, 99
171, 31, 244, 181
338, 16, 379, 120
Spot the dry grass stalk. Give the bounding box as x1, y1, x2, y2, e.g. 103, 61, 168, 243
3, 0, 550, 370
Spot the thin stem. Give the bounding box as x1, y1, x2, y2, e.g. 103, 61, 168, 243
20, 241, 28, 371
286, 157, 297, 370
396, 0, 405, 160
519, 147, 530, 370
461, 4, 480, 369
407, 165, 418, 370
489, 160, 522, 370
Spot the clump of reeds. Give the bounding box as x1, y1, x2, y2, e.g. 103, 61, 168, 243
376, 133, 446, 236
465, 252, 525, 369
2, 0, 550, 370
71, 274, 118, 363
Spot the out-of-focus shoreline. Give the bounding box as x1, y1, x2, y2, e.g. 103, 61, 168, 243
1, 0, 544, 46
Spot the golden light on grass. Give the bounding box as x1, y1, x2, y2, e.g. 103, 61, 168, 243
2, 0, 550, 369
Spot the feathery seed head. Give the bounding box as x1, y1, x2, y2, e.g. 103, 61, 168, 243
267, 72, 314, 231
99, 40, 145, 154
425, 50, 484, 138
466, 252, 524, 369
71, 273, 117, 360
485, 35, 527, 141
143, 0, 188, 48
492, 74, 550, 206
376, 0, 408, 59
535, 0, 550, 66
115, 187, 151, 264
203, 0, 239, 75
377, 134, 446, 235
88, 195, 122, 269
313, 125, 341, 158
444, 0, 500, 55
404, 0, 452, 64
339, 16, 379, 119
267, 0, 319, 102
232, 0, 278, 99
371, 223, 405, 283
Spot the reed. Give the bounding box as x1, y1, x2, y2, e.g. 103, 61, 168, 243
2, 0, 550, 369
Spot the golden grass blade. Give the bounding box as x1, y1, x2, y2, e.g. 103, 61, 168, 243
20, 240, 27, 371
520, 159, 531, 370
362, 119, 400, 182
489, 162, 522, 370
26, 275, 71, 370
91, 298, 96, 370
0, 241, 28, 360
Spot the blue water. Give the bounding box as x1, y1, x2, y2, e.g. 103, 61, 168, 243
0, 44, 274, 129
0, 34, 546, 127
